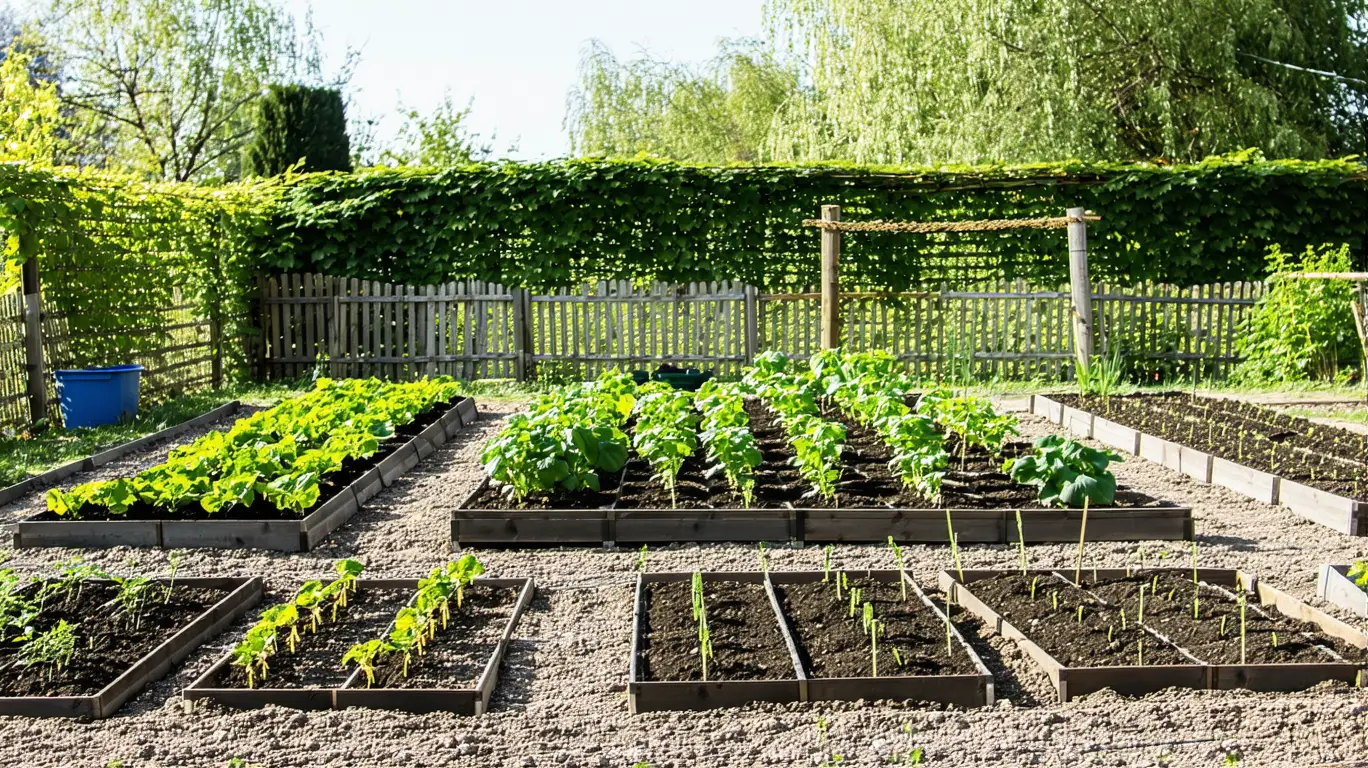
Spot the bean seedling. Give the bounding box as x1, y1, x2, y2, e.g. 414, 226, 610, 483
822, 545, 834, 582
887, 537, 907, 600
637, 545, 649, 573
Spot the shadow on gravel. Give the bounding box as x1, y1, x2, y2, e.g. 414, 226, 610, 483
489, 590, 549, 712
1196, 534, 1263, 552
950, 614, 1045, 708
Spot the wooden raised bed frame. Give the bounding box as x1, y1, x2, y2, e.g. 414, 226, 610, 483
13, 398, 478, 552
941, 567, 1368, 703
1031, 394, 1368, 536
185, 576, 534, 715
628, 570, 993, 713
1318, 564, 1368, 618
0, 576, 263, 719
454, 478, 1192, 547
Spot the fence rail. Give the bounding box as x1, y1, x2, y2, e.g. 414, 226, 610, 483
260, 274, 1263, 383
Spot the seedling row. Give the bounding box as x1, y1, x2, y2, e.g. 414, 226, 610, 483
15, 377, 479, 551
0, 559, 261, 719
458, 351, 1191, 546
629, 568, 993, 712
1036, 393, 1368, 535
942, 566, 1368, 703
186, 556, 534, 715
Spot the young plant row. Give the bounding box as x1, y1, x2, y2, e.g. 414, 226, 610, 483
342, 555, 486, 686
742, 352, 847, 503
231, 559, 365, 688
0, 556, 183, 682
48, 377, 464, 519
481, 370, 636, 500
633, 383, 700, 508
694, 381, 763, 507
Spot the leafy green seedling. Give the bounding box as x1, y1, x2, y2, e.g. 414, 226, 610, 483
637, 544, 648, 573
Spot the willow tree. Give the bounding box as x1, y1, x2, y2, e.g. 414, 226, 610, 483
566, 40, 803, 162
569, 0, 1368, 163
44, 0, 349, 181
766, 0, 1368, 163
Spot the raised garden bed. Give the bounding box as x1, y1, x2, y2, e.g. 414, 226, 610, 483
457, 394, 1191, 547
1318, 564, 1368, 617
185, 577, 533, 715
0, 576, 262, 719
0, 401, 243, 508
941, 567, 1368, 702
628, 570, 992, 712
1033, 393, 1368, 536
15, 396, 478, 552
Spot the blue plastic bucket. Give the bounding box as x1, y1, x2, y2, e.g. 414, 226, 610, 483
53, 364, 144, 428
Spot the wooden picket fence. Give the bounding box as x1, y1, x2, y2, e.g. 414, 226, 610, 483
259, 274, 1263, 383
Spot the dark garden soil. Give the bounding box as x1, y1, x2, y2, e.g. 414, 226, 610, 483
824, 406, 1165, 510
370, 585, 517, 689
215, 588, 413, 690
775, 578, 975, 679
616, 400, 812, 509
1084, 571, 1362, 665
641, 580, 793, 683
468, 469, 622, 511
964, 574, 1188, 668
1056, 393, 1368, 501
36, 397, 471, 522
0, 582, 229, 697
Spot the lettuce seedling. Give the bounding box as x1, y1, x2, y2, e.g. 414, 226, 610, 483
1006, 435, 1123, 508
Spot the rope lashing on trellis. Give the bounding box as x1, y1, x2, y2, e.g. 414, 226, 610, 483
800, 214, 1100, 234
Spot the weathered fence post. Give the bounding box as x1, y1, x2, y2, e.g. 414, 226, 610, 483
820, 205, 841, 349
511, 286, 529, 381
743, 284, 759, 364
1066, 207, 1094, 369
21, 258, 45, 424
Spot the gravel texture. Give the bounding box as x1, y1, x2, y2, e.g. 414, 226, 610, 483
0, 399, 1365, 767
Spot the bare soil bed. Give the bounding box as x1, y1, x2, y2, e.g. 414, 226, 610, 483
1057, 392, 1368, 502
1, 400, 1368, 767
775, 578, 976, 678
640, 580, 791, 682
0, 582, 229, 697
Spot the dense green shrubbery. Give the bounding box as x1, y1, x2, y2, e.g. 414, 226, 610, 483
250, 153, 1367, 290
1235, 244, 1362, 383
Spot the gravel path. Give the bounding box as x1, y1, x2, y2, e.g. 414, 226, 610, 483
0, 401, 1366, 768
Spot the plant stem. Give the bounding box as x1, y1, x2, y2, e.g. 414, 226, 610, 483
1075, 497, 1089, 586
1015, 509, 1027, 576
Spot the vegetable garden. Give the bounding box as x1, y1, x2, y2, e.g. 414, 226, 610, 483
456, 351, 1193, 546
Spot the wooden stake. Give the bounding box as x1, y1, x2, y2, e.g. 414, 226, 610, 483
1067, 207, 1094, 370
1075, 497, 1089, 586
21, 258, 45, 424
820, 205, 841, 349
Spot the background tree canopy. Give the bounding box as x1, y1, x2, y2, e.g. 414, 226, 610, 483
569, 0, 1368, 164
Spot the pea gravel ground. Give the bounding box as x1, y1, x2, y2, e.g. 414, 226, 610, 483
0, 398, 1366, 768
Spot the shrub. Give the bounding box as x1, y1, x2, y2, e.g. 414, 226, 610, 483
244, 84, 351, 177
1235, 244, 1361, 383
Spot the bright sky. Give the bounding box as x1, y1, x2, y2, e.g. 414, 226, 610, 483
283, 0, 765, 160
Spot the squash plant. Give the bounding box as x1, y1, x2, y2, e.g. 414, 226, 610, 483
1006, 435, 1124, 508
481, 370, 633, 500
